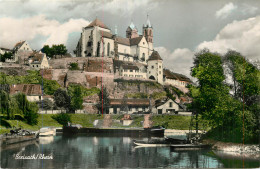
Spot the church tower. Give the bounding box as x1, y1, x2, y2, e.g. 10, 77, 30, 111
143, 15, 153, 43
147, 51, 163, 85
126, 21, 139, 39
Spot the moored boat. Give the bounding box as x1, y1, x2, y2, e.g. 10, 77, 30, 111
39, 127, 56, 137
133, 137, 190, 147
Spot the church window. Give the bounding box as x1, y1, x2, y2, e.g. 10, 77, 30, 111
107, 43, 110, 56
151, 66, 154, 69
159, 66, 161, 68
87, 42, 92, 47
142, 53, 145, 59
97, 42, 100, 57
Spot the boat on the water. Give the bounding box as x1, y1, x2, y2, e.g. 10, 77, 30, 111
0, 128, 39, 149
170, 143, 211, 150
133, 137, 190, 147
39, 127, 56, 137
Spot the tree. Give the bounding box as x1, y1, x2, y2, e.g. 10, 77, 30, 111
0, 52, 13, 62
120, 94, 129, 113
41, 44, 67, 58
96, 86, 110, 114
54, 88, 71, 111
14, 92, 39, 125
23, 102, 39, 125
69, 63, 79, 70
69, 85, 83, 110
52, 113, 71, 126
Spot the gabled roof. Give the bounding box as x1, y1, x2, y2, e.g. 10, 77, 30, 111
0, 47, 12, 51
163, 69, 192, 83
13, 41, 26, 50
85, 18, 110, 30
130, 36, 143, 46
155, 98, 182, 108
116, 36, 130, 46
29, 52, 45, 64
147, 51, 162, 61
100, 30, 113, 39
110, 99, 150, 106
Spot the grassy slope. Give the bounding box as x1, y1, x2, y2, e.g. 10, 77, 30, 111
0, 114, 193, 134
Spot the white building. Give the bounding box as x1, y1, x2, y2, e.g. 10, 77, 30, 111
28, 52, 49, 69
75, 17, 154, 64
156, 98, 183, 114
147, 51, 163, 84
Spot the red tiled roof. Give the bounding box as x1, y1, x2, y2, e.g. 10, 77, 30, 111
85, 18, 110, 30
13, 41, 25, 49
9, 84, 42, 96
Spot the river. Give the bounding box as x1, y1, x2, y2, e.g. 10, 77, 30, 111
1, 134, 259, 168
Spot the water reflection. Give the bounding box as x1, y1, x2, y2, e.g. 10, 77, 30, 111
1, 135, 258, 168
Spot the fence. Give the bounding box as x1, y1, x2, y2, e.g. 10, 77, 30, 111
38, 110, 88, 114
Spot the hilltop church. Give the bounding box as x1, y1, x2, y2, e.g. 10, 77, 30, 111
74, 17, 191, 88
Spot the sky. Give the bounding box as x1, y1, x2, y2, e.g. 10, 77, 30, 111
0, 0, 260, 78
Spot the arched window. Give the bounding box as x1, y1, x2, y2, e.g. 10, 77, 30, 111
107, 43, 110, 56
97, 42, 100, 57
142, 53, 145, 61
149, 30, 152, 36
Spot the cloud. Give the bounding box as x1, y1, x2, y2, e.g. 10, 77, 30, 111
216, 2, 237, 19
155, 47, 194, 78
0, 15, 89, 50
241, 4, 258, 15
197, 16, 260, 60
0, 0, 157, 21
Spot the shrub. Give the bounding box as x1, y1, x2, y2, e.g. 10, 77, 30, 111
69, 63, 79, 70
52, 113, 71, 126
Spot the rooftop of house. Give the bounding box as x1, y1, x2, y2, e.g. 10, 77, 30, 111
9, 84, 42, 96
155, 98, 183, 108
110, 98, 150, 106
13, 41, 26, 50
29, 52, 45, 64
163, 69, 192, 83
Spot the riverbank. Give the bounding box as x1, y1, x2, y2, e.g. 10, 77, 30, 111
202, 139, 260, 160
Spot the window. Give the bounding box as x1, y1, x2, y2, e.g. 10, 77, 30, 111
151, 66, 154, 69
143, 42, 145, 45
124, 69, 127, 72
124, 74, 128, 77
169, 102, 173, 107
159, 66, 161, 68
149, 71, 151, 74
149, 30, 152, 36
107, 43, 110, 56
36, 65, 38, 67
33, 65, 34, 67
87, 42, 92, 47
130, 70, 133, 72
159, 71, 161, 74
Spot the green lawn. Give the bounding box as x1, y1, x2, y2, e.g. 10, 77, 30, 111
0, 114, 196, 134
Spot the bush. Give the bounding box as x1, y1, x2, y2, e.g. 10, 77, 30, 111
69, 63, 79, 70
52, 113, 71, 126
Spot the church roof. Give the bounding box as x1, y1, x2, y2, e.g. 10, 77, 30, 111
163, 69, 192, 83
100, 31, 113, 39
85, 18, 110, 30
148, 51, 162, 61
130, 36, 143, 46
116, 37, 130, 46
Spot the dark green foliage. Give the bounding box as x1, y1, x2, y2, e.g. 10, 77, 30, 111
43, 79, 60, 95
14, 93, 39, 125
0, 52, 13, 62
54, 88, 71, 110
191, 49, 259, 143
69, 85, 83, 110
96, 86, 110, 114
23, 102, 39, 125
41, 44, 67, 58
69, 63, 80, 70
165, 87, 176, 101
52, 113, 71, 126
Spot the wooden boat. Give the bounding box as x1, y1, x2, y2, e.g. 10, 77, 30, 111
133, 137, 190, 147
39, 127, 56, 137
0, 129, 39, 149
170, 143, 211, 150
